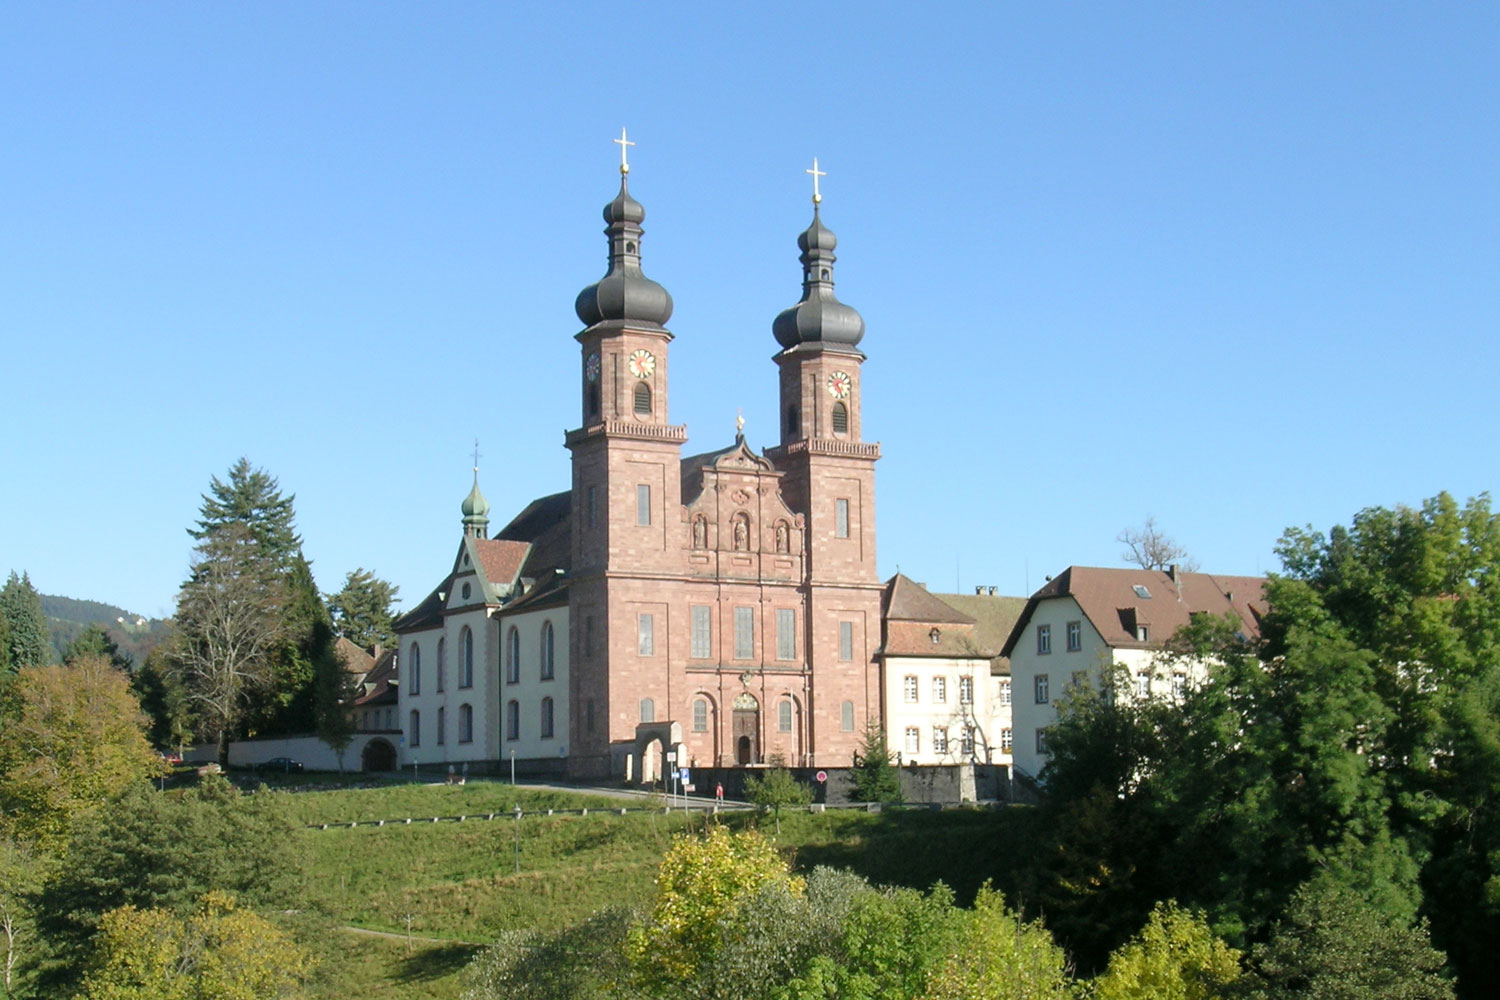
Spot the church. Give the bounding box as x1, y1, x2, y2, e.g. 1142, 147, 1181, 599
392, 149, 885, 780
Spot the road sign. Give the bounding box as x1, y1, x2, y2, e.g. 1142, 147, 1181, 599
815, 770, 828, 783
680, 768, 690, 784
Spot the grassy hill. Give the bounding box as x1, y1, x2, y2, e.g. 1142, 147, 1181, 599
40, 592, 172, 666
267, 780, 1036, 1000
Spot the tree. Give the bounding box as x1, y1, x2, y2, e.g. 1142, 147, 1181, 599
1117, 516, 1197, 572
625, 825, 804, 992
0, 837, 45, 999
0, 572, 50, 671
745, 761, 814, 835
326, 568, 400, 651
35, 776, 305, 993
921, 886, 1075, 1000
130, 646, 194, 754
172, 523, 287, 766
63, 625, 132, 672
1092, 901, 1241, 1000
462, 907, 644, 1000
0, 656, 163, 851
190, 458, 301, 569
314, 644, 358, 773
849, 723, 902, 803
1242, 876, 1453, 1000
74, 891, 311, 1000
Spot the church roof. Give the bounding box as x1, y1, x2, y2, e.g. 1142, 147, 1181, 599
999, 565, 1266, 657
473, 539, 530, 585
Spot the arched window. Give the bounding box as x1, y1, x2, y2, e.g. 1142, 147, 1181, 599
779, 698, 794, 732
841, 700, 855, 732
460, 703, 474, 743
409, 709, 421, 747
436, 637, 446, 692
634, 382, 652, 415
460, 627, 474, 688
540, 696, 554, 739
408, 642, 421, 696
540, 621, 555, 680
832, 401, 848, 434
786, 404, 800, 437
506, 626, 520, 684
506, 700, 519, 741
640, 698, 655, 723
437, 706, 446, 745
693, 697, 709, 732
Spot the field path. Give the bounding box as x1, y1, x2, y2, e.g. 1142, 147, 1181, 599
340, 925, 483, 948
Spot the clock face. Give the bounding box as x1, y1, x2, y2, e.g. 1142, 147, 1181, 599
827, 371, 852, 399
628, 349, 656, 379
584, 352, 600, 383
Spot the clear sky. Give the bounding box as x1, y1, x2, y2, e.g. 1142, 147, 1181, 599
2, 3, 1496, 618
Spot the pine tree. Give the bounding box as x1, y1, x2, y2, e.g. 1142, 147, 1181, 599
326, 568, 400, 651
1, 572, 51, 670
850, 723, 903, 803
64, 624, 133, 671
189, 458, 300, 570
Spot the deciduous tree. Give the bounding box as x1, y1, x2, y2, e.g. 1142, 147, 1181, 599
173, 523, 287, 765
1117, 516, 1197, 572
745, 762, 813, 834
1091, 901, 1240, 1000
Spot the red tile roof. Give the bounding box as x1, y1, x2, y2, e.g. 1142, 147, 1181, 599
474, 539, 530, 586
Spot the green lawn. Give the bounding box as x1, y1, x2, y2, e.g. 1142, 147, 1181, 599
285, 782, 1034, 999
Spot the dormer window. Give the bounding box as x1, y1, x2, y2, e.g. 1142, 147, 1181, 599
929, 627, 941, 644
1136, 625, 1150, 642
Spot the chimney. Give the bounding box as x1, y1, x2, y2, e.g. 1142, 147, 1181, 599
988, 586, 997, 596
1167, 564, 1179, 582
975, 586, 984, 595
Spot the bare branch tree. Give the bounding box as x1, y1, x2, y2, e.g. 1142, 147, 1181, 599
173, 523, 287, 766
1118, 516, 1199, 572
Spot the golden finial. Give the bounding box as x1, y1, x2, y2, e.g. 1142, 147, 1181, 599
736, 408, 745, 436
614, 127, 635, 176
806, 156, 826, 205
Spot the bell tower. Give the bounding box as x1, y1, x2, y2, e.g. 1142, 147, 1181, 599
565, 132, 687, 775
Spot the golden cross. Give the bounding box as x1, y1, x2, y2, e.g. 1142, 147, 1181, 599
806, 157, 826, 204
614, 127, 635, 175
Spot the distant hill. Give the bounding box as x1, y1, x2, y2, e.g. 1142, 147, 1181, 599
41, 594, 173, 667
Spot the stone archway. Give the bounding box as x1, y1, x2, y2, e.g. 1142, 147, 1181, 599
732, 692, 759, 765
362, 738, 397, 772
630, 721, 684, 787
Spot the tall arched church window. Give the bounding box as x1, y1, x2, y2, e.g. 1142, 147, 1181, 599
505, 701, 517, 741
832, 401, 848, 435
540, 697, 555, 738
634, 382, 652, 415
640, 698, 655, 723
506, 626, 520, 684
436, 637, 446, 692
409, 709, 420, 747
437, 706, 446, 744
540, 621, 555, 680
779, 698, 794, 732
459, 627, 474, 688
460, 703, 475, 743
693, 697, 709, 732
408, 643, 421, 695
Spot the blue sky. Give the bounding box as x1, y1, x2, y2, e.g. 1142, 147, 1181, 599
2, 3, 1495, 618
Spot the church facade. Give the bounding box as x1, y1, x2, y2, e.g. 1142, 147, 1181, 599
395, 161, 882, 779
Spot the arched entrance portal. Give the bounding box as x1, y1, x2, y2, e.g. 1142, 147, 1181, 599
630, 721, 684, 787
732, 692, 759, 765
362, 738, 397, 772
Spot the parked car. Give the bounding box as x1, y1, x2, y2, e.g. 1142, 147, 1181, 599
256, 757, 305, 774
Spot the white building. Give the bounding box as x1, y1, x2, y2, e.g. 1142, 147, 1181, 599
1002, 565, 1265, 781
878, 575, 1026, 767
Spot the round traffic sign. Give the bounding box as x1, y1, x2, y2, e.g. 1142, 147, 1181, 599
815, 770, 828, 783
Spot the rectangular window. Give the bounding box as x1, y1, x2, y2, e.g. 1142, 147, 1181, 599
1037, 624, 1051, 654
932, 676, 947, 703
839, 621, 853, 661
638, 613, 655, 656
588, 485, 597, 528
1035, 673, 1049, 704
775, 608, 795, 660
734, 606, 754, 659
691, 605, 712, 659
835, 498, 850, 538
1136, 672, 1152, 698
959, 676, 974, 705
1066, 621, 1082, 651
841, 700, 855, 732
999, 679, 1012, 706
961, 727, 975, 756
1136, 625, 1150, 642
636, 483, 651, 526
933, 726, 948, 754
904, 727, 919, 754
1036, 727, 1049, 754
1000, 728, 1013, 753
1071, 671, 1087, 690
903, 675, 918, 703
1172, 672, 1187, 699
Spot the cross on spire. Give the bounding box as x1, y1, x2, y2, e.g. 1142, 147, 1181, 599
472, 438, 482, 474
806, 156, 826, 205
614, 127, 635, 175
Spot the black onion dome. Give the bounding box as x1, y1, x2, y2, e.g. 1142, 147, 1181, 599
575, 178, 673, 329
773, 208, 864, 349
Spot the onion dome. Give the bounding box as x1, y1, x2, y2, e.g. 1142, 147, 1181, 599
772, 206, 864, 349
575, 177, 674, 329
461, 473, 490, 538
